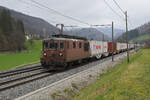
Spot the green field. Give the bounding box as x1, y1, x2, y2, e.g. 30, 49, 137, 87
0, 40, 42, 71
131, 35, 150, 42
73, 49, 150, 100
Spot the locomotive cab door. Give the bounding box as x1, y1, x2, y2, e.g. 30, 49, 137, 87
84, 42, 89, 52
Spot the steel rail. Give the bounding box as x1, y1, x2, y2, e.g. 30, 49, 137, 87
0, 66, 42, 78
0, 71, 54, 91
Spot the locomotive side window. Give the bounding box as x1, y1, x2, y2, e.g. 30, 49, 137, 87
54, 43, 58, 49
60, 42, 64, 49
84, 42, 89, 51
79, 42, 82, 48
73, 42, 76, 48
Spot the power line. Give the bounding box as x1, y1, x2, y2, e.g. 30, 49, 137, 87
18, 0, 62, 25
6, 0, 133, 29
112, 0, 134, 29
103, 0, 124, 21
112, 0, 124, 14
19, 0, 85, 27
91, 24, 112, 27
127, 17, 134, 29
30, 0, 90, 26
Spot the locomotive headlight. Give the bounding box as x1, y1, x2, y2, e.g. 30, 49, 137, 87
44, 53, 46, 56
59, 53, 63, 56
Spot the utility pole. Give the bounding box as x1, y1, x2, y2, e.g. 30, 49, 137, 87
125, 11, 129, 63
103, 34, 104, 41
112, 21, 114, 62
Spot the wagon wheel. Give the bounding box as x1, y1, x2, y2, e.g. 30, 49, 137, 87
96, 55, 101, 59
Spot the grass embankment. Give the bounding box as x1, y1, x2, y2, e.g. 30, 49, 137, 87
73, 49, 150, 100
131, 35, 150, 42
0, 40, 42, 71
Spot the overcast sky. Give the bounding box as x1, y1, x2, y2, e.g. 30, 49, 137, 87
0, 0, 150, 30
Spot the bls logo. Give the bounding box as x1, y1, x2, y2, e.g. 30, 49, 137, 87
94, 45, 101, 49
104, 46, 107, 48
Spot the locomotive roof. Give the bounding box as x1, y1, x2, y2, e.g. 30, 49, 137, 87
44, 34, 87, 41
52, 34, 87, 40
43, 37, 85, 41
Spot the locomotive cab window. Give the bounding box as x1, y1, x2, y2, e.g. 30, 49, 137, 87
84, 42, 89, 51
49, 42, 58, 50
43, 42, 49, 49
60, 42, 64, 49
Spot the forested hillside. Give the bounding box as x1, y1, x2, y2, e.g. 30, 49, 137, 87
0, 6, 111, 41
117, 29, 139, 42
0, 9, 25, 52
98, 27, 124, 39
65, 28, 111, 41
117, 22, 150, 43
0, 6, 59, 37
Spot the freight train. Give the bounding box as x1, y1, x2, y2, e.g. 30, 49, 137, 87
40, 34, 135, 70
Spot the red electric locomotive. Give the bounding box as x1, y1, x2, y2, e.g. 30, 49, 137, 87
40, 34, 90, 70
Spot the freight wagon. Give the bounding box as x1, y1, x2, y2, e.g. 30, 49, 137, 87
117, 43, 127, 53
89, 40, 109, 59
108, 42, 117, 54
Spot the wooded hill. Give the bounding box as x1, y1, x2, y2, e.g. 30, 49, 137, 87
0, 6, 109, 41
64, 28, 111, 41
0, 6, 59, 37
0, 9, 25, 52
117, 22, 150, 43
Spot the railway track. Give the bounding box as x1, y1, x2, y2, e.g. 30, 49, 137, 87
0, 65, 55, 91
0, 53, 122, 92
0, 50, 137, 92
0, 69, 54, 91
0, 66, 42, 78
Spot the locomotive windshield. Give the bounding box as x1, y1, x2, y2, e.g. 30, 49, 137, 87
43, 41, 58, 50
49, 42, 58, 50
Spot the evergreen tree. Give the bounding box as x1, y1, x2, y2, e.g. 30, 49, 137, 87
0, 9, 26, 52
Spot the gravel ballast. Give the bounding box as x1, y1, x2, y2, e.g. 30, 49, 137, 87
0, 51, 134, 100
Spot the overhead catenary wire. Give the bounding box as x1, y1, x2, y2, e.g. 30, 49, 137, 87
18, 0, 76, 33
112, 0, 125, 14
18, 0, 62, 25
30, 0, 91, 26
19, 0, 85, 27
4, 0, 133, 30
3, 0, 60, 24
111, 0, 134, 29
127, 17, 134, 29
104, 0, 133, 29
103, 0, 125, 21
4, 0, 92, 29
